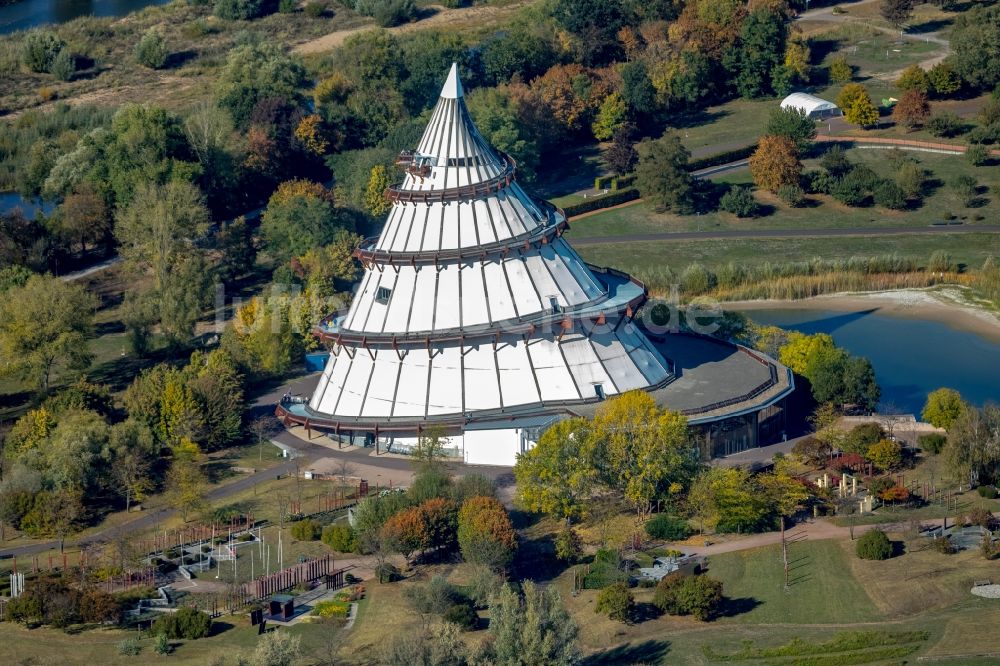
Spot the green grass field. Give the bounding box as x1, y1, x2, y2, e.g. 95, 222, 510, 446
707, 539, 880, 624
568, 148, 1000, 240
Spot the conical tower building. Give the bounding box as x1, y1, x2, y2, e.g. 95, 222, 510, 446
279, 64, 677, 463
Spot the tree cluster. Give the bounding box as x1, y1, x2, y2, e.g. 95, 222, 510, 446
778, 331, 881, 411
515, 391, 698, 523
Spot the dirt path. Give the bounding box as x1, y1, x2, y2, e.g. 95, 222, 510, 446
795, 0, 950, 80
693, 518, 914, 556
294, 1, 531, 55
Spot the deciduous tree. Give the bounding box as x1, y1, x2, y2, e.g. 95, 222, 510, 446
514, 418, 596, 523
592, 391, 695, 519
0, 275, 96, 392
922, 388, 967, 429
892, 89, 930, 129
749, 135, 801, 193
457, 496, 517, 571
837, 84, 879, 127
636, 133, 695, 213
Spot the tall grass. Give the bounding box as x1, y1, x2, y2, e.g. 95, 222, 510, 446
636, 253, 983, 302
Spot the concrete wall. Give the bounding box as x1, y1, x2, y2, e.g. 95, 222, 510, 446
464, 428, 523, 466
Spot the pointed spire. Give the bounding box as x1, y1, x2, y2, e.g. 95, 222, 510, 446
440, 62, 463, 99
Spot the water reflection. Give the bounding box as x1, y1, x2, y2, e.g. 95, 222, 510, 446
0, 0, 170, 35
739, 306, 1000, 413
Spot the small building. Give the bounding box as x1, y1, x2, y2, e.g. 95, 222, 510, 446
780, 92, 841, 120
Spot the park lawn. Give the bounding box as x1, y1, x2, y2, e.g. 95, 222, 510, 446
847, 532, 1000, 618
575, 233, 1000, 284
706, 539, 881, 624
568, 147, 1000, 239
922, 604, 1000, 659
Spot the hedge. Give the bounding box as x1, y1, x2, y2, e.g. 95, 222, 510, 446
563, 188, 640, 217
687, 143, 758, 172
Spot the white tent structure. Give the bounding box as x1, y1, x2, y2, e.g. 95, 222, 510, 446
277, 64, 674, 465
780, 92, 841, 119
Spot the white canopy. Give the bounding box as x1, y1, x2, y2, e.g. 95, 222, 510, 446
780, 92, 840, 118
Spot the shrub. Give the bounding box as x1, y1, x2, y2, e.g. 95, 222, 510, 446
856, 529, 892, 560
314, 599, 351, 618
443, 602, 478, 630
290, 518, 320, 541
153, 633, 171, 655
968, 506, 994, 528
831, 171, 868, 207
977, 485, 999, 499
967, 144, 989, 166
918, 433, 947, 454
214, 0, 270, 20
950, 174, 978, 207
777, 183, 806, 207
926, 112, 963, 138
680, 263, 717, 295
152, 606, 212, 639
928, 250, 954, 273
873, 180, 906, 210
404, 575, 460, 616
21, 30, 65, 73
554, 526, 581, 562
117, 636, 141, 656
719, 186, 758, 218
584, 549, 628, 589
375, 562, 400, 583
967, 125, 1000, 145
595, 582, 633, 623
653, 574, 723, 620
321, 523, 358, 552
305, 1, 326, 16
645, 514, 693, 541
278, 0, 296, 10
931, 536, 956, 554
135, 30, 168, 69
355, 0, 416, 26
49, 49, 75, 81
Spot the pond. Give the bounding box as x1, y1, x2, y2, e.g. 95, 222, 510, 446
0, 190, 55, 217
736, 305, 1000, 414
0, 0, 169, 35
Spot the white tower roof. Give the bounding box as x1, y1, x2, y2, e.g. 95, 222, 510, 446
288, 66, 673, 433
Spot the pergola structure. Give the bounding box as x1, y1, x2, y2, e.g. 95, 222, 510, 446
276, 64, 676, 464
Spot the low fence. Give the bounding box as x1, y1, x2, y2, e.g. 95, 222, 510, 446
224, 554, 345, 612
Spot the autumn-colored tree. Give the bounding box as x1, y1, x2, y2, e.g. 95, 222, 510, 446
515, 418, 596, 523
457, 496, 517, 571
618, 26, 642, 60
922, 388, 967, 430
783, 36, 811, 82
828, 55, 853, 83
867, 439, 903, 471
418, 497, 459, 552
591, 391, 695, 519
837, 84, 879, 127
878, 484, 910, 503
363, 165, 392, 216
749, 135, 801, 193
165, 438, 207, 522
895, 65, 929, 93
381, 506, 430, 560
892, 89, 930, 129
778, 332, 837, 378
314, 71, 354, 106
592, 92, 628, 141
56, 189, 110, 254
269, 179, 335, 207
294, 114, 329, 156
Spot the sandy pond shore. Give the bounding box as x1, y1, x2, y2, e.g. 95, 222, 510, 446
724, 287, 1000, 344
